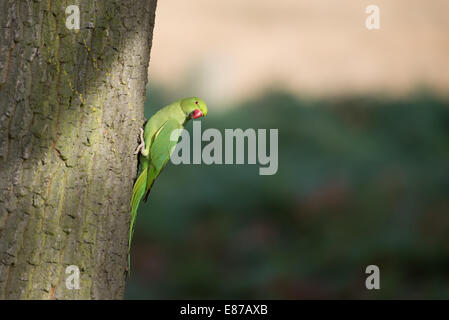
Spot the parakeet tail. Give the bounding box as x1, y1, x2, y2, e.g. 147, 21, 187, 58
128, 162, 148, 273
143, 165, 158, 202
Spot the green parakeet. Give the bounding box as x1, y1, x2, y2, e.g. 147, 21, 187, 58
128, 97, 208, 271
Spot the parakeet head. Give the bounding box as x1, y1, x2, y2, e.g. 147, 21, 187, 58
180, 97, 208, 120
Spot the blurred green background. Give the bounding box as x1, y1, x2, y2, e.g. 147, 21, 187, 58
125, 0, 449, 299
125, 89, 449, 299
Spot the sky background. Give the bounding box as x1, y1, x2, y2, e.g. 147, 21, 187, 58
148, 0, 449, 105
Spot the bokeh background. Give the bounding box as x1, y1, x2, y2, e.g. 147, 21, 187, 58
125, 0, 449, 299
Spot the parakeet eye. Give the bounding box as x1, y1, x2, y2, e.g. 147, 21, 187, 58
195, 101, 199, 105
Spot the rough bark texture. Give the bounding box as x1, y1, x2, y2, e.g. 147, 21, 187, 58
0, 0, 157, 299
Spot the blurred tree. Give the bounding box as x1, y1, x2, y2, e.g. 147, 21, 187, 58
0, 0, 157, 299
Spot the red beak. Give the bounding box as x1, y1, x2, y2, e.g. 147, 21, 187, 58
191, 109, 203, 119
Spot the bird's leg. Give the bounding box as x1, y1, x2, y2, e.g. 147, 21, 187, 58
134, 128, 145, 155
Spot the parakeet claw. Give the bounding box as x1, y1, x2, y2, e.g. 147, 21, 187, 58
134, 128, 145, 155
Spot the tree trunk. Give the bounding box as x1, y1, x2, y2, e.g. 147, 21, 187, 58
0, 0, 157, 299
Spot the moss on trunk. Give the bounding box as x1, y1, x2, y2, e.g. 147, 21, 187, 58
0, 0, 157, 299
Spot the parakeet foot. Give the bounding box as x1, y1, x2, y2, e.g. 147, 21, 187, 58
134, 128, 145, 155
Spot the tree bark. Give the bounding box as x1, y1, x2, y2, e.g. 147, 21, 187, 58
0, 0, 157, 299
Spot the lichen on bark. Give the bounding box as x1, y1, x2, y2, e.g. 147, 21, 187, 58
0, 0, 157, 299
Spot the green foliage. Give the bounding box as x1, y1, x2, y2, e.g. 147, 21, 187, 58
126, 90, 449, 299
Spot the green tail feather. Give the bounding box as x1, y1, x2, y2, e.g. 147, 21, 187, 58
128, 162, 148, 273
128, 160, 160, 275
143, 165, 158, 202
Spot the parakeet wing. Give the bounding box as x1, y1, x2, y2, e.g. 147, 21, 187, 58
150, 119, 183, 171
143, 119, 183, 198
